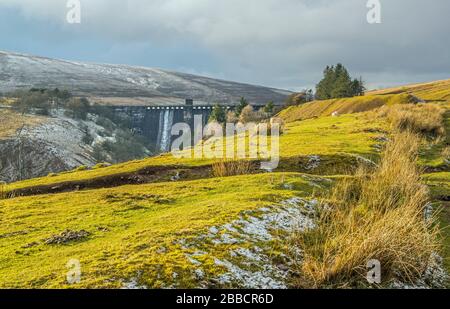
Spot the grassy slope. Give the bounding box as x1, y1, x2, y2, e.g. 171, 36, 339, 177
278, 93, 413, 123
0, 173, 318, 288
6, 113, 385, 192
1, 79, 449, 288
0, 99, 386, 288
372, 79, 450, 278
0, 109, 43, 139
368, 79, 450, 102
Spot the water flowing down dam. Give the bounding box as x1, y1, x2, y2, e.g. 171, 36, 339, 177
112, 100, 222, 153
158, 108, 175, 152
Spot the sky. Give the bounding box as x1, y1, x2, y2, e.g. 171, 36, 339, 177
0, 0, 449, 91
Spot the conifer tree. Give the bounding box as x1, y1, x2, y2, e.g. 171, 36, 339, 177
209, 104, 226, 123
235, 97, 249, 117
315, 64, 365, 100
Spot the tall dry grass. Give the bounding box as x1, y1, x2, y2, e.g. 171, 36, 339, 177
292, 130, 440, 288
442, 146, 450, 160
378, 103, 445, 137
0, 181, 7, 200
211, 160, 253, 178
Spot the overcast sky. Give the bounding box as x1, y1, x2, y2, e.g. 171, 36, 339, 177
0, 0, 449, 91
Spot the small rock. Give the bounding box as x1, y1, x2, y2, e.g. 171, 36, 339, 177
44, 229, 90, 245
277, 264, 289, 271
22, 241, 39, 249
209, 226, 219, 234
194, 269, 205, 279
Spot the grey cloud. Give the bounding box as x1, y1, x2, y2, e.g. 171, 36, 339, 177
0, 0, 449, 90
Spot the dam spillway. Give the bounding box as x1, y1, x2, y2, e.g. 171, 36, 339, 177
112, 103, 223, 153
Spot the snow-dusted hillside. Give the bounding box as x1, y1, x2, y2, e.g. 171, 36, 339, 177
0, 111, 105, 182
0, 51, 291, 105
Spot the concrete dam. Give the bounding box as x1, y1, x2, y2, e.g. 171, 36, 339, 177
112, 100, 232, 153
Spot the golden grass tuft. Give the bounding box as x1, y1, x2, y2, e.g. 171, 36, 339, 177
442, 146, 450, 160
292, 130, 440, 288
0, 181, 7, 200
211, 160, 253, 178
379, 103, 445, 137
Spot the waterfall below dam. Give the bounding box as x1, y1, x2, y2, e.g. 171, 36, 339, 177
113, 105, 214, 154
157, 109, 175, 152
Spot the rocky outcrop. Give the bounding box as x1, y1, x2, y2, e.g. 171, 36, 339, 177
0, 114, 98, 183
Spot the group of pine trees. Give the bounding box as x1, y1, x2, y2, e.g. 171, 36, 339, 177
315, 63, 365, 100
209, 63, 365, 123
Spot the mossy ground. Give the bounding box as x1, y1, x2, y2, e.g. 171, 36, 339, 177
407, 80, 450, 279
1, 79, 449, 288
0, 173, 318, 288
6, 113, 384, 192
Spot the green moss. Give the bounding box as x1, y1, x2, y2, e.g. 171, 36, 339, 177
2, 79, 449, 288
0, 172, 317, 288
7, 113, 382, 193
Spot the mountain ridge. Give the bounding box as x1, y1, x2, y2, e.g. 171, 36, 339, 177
0, 50, 291, 105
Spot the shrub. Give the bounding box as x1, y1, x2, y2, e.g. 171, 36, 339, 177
13, 91, 51, 113
292, 131, 439, 288
92, 144, 108, 163
212, 160, 253, 178
239, 105, 266, 123
270, 117, 285, 131
80, 125, 94, 145
209, 104, 227, 123
235, 97, 249, 117
284, 91, 313, 107
66, 97, 90, 120
82, 132, 94, 145
264, 101, 275, 114
226, 111, 239, 124
93, 130, 148, 164
95, 116, 116, 134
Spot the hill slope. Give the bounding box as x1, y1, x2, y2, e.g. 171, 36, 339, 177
278, 79, 450, 123
0, 51, 290, 105
0, 78, 449, 288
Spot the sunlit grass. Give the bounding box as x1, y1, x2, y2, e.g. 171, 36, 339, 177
0, 172, 316, 288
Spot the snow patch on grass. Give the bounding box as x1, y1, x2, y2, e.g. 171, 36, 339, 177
183, 197, 317, 288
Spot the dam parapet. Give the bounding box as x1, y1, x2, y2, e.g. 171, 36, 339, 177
112, 99, 233, 152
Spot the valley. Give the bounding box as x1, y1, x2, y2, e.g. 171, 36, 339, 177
0, 77, 448, 288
